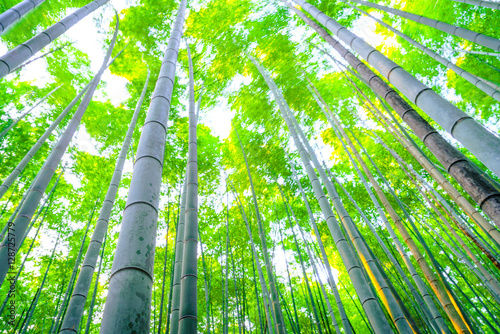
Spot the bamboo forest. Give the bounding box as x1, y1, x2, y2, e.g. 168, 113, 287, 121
2, 0, 500, 333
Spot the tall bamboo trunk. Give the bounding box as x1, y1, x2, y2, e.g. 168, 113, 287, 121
233, 127, 286, 334
59, 70, 149, 333
348, 0, 500, 51
0, 85, 61, 140
287, 104, 415, 334
452, 0, 500, 10
376, 134, 500, 298
178, 42, 199, 334
0, 81, 91, 199
0, 14, 118, 286
248, 55, 393, 333
158, 207, 170, 334
170, 178, 188, 334
0, 0, 110, 78
309, 83, 450, 334
348, 2, 500, 97
287, 0, 500, 224
276, 187, 322, 334
0, 0, 44, 34
331, 64, 500, 250
99, 1, 186, 332
328, 104, 472, 333
20, 232, 60, 334
84, 233, 107, 334
285, 155, 348, 334
228, 178, 275, 334
51, 202, 97, 334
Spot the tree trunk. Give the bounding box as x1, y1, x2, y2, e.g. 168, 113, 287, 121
59, 70, 149, 334
452, 0, 500, 9
0, 0, 110, 78
285, 154, 348, 334
0, 0, 44, 35
248, 55, 393, 334
287, 103, 415, 334
178, 42, 199, 334
84, 233, 107, 334
233, 126, 286, 334
289, 0, 500, 201
331, 64, 500, 250
349, 0, 500, 51
20, 233, 59, 334
349, 2, 500, 97
0, 13, 118, 286
99, 1, 186, 332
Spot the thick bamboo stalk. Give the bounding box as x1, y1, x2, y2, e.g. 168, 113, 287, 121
0, 0, 44, 34
329, 57, 500, 248
0, 0, 110, 78
452, 0, 500, 9
59, 70, 149, 334
288, 0, 500, 219
248, 55, 393, 333
0, 85, 61, 140
375, 134, 500, 298
99, 1, 186, 332
178, 42, 199, 334
348, 3, 500, 97
348, 0, 500, 51
0, 13, 118, 286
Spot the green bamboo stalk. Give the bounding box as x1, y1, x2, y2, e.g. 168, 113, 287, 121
284, 153, 349, 334
276, 186, 323, 334
178, 42, 199, 334
99, 1, 186, 331
0, 12, 119, 286
227, 178, 274, 334
170, 178, 188, 334
332, 61, 500, 247
249, 54, 391, 333
287, 104, 414, 333
350, 126, 475, 332
20, 232, 60, 334
276, 218, 300, 334
84, 232, 107, 334
51, 202, 97, 334
60, 67, 149, 330
158, 205, 171, 334
233, 125, 286, 334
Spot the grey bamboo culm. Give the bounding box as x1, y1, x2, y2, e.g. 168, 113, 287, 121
99, 0, 187, 331
0, 9, 118, 286
292, 0, 500, 179
0, 0, 44, 35
59, 69, 149, 333
0, 0, 110, 78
